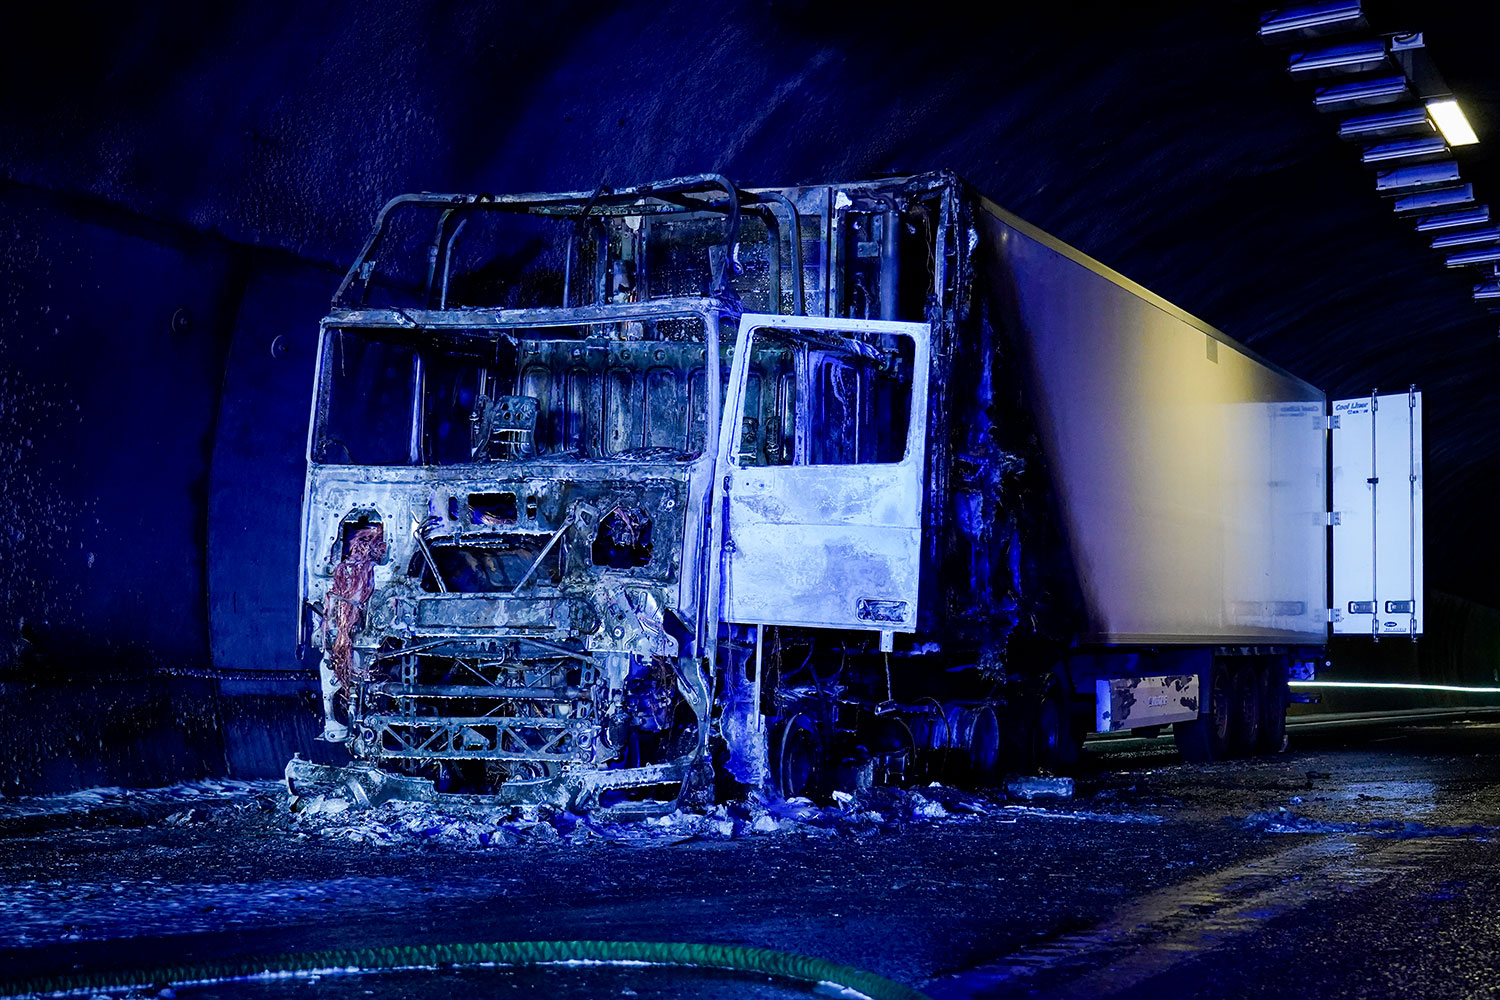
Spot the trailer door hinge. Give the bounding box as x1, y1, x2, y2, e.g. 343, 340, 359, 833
1327, 414, 1340, 431
1327, 510, 1341, 526
1327, 607, 1342, 623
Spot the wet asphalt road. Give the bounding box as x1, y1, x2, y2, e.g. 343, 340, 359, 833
5, 718, 1500, 998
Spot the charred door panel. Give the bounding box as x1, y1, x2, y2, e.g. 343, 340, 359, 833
717, 314, 930, 631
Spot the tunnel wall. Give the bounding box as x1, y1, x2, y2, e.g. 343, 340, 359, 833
0, 184, 235, 790
1308, 593, 1500, 717
0, 183, 331, 792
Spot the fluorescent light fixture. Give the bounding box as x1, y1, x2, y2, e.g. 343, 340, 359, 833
1259, 2, 1366, 43
1361, 137, 1448, 163
1315, 75, 1409, 110
1446, 246, 1500, 268
1431, 225, 1500, 250
1375, 160, 1461, 193
1393, 183, 1473, 213
1288, 40, 1388, 77
1290, 680, 1500, 694
1340, 108, 1434, 141
1427, 99, 1479, 146
1415, 205, 1489, 230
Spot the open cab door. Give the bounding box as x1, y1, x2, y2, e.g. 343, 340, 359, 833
1330, 388, 1423, 637
714, 314, 931, 634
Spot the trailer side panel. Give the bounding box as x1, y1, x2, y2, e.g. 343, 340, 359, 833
973, 200, 1326, 644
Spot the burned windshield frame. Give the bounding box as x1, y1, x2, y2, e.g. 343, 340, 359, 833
311, 315, 722, 467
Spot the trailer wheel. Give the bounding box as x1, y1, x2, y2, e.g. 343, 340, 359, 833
1173, 662, 1232, 762
771, 714, 824, 801
1031, 684, 1079, 773
1257, 659, 1289, 754
1230, 663, 1262, 757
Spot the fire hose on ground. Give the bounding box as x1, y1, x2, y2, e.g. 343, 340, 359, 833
0, 939, 932, 999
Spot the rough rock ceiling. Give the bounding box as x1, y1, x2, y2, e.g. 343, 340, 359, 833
0, 0, 1495, 603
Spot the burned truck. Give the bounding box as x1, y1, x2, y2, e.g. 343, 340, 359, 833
287, 172, 1422, 811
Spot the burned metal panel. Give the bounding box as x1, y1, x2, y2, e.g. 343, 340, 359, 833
716, 314, 930, 631
933, 193, 1087, 660
296, 297, 728, 807
300, 461, 711, 804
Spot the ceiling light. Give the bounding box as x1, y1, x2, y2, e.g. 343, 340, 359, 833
1430, 226, 1500, 250
1393, 184, 1473, 214
1314, 75, 1409, 110
1258, 3, 1367, 43
1374, 160, 1460, 193
1360, 137, 1448, 163
1445, 245, 1500, 268
1427, 99, 1479, 146
1414, 205, 1489, 230
1288, 40, 1389, 77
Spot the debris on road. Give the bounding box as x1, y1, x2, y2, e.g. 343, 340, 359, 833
1005, 776, 1075, 800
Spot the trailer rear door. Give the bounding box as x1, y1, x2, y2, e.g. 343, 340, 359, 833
716, 314, 930, 632
1330, 388, 1423, 636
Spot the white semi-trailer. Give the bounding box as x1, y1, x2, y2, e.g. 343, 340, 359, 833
285, 172, 1422, 811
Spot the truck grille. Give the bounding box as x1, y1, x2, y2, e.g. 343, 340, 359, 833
354, 647, 597, 766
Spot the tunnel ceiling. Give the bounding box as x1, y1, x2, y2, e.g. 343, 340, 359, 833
1, 0, 1497, 604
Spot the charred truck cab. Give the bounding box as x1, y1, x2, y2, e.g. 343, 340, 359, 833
287, 172, 1422, 812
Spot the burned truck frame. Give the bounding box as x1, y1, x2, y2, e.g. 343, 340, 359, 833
288, 171, 1360, 812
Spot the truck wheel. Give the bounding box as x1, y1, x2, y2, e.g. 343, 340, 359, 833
1173, 662, 1232, 762
907, 697, 951, 782
1032, 685, 1079, 773
966, 705, 1003, 782
770, 714, 824, 801
1230, 662, 1262, 757
1257, 660, 1289, 754
947, 704, 1002, 785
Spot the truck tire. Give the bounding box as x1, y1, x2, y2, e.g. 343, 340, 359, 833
1032, 684, 1080, 773
907, 697, 951, 782
1257, 659, 1289, 754
1012, 678, 1078, 775
1173, 662, 1232, 762
1230, 662, 1262, 757
770, 714, 824, 801
947, 704, 1002, 785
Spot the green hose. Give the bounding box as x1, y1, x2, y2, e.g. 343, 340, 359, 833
2, 939, 932, 1000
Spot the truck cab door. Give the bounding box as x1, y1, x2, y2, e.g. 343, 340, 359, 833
1330, 388, 1423, 637
714, 313, 931, 632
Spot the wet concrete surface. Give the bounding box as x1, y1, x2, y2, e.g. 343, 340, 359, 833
4, 719, 1500, 998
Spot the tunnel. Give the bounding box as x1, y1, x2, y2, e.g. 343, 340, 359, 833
3, 3, 1500, 997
